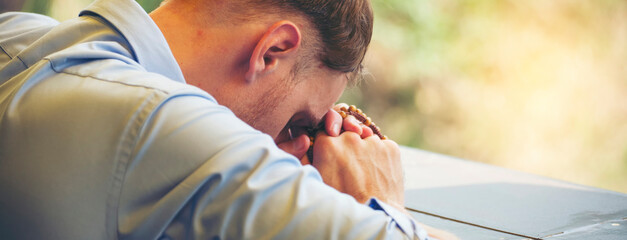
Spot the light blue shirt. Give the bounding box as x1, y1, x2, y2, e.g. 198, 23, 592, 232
0, 0, 428, 239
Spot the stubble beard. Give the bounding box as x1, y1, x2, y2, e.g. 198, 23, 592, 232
240, 75, 296, 138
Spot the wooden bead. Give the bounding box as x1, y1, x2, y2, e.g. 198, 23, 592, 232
312, 104, 389, 155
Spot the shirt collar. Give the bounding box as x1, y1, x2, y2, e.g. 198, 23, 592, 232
79, 0, 186, 83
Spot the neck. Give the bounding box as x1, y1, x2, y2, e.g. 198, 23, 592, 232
150, 1, 254, 92
149, 0, 277, 126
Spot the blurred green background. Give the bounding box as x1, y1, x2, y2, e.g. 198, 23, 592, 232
3, 0, 626, 193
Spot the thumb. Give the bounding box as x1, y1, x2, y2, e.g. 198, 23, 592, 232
277, 134, 310, 160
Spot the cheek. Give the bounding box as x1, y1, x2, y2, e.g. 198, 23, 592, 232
331, 78, 348, 100
263, 109, 294, 141
267, 90, 303, 139
272, 112, 293, 137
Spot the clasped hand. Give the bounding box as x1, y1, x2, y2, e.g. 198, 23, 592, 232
277, 104, 405, 212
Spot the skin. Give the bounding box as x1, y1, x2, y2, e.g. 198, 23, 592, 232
150, 0, 400, 212
151, 1, 345, 141
150, 1, 456, 239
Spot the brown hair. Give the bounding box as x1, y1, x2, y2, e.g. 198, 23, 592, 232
243, 0, 374, 82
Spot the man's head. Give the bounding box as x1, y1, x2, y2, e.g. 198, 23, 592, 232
240, 0, 374, 77
150, 0, 373, 141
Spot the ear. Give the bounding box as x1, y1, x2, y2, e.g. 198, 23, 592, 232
245, 21, 302, 83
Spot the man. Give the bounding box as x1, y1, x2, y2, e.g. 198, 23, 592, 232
0, 0, 442, 239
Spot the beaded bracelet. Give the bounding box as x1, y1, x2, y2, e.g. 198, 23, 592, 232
306, 105, 387, 162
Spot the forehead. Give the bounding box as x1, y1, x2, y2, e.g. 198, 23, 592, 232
300, 68, 348, 126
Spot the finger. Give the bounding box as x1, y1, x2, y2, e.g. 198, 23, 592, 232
300, 154, 311, 166
311, 131, 347, 167
382, 139, 401, 160
361, 125, 374, 138
382, 138, 399, 149
333, 103, 349, 112
342, 115, 362, 135
323, 109, 342, 137
276, 134, 310, 160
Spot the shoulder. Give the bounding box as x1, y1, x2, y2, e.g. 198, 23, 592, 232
0, 12, 59, 35
40, 43, 216, 107
7, 52, 220, 144
0, 12, 59, 66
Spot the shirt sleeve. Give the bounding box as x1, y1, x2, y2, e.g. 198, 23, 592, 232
368, 198, 431, 240
116, 93, 429, 240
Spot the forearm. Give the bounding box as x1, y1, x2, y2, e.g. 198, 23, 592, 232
117, 96, 427, 239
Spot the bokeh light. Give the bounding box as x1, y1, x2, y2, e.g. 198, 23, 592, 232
4, 0, 626, 193
343, 0, 627, 193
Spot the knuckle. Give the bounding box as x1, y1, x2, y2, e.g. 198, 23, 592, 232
334, 103, 349, 109
383, 139, 401, 156
341, 131, 362, 144
362, 135, 381, 149
343, 115, 356, 124
314, 134, 334, 147
383, 139, 399, 148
